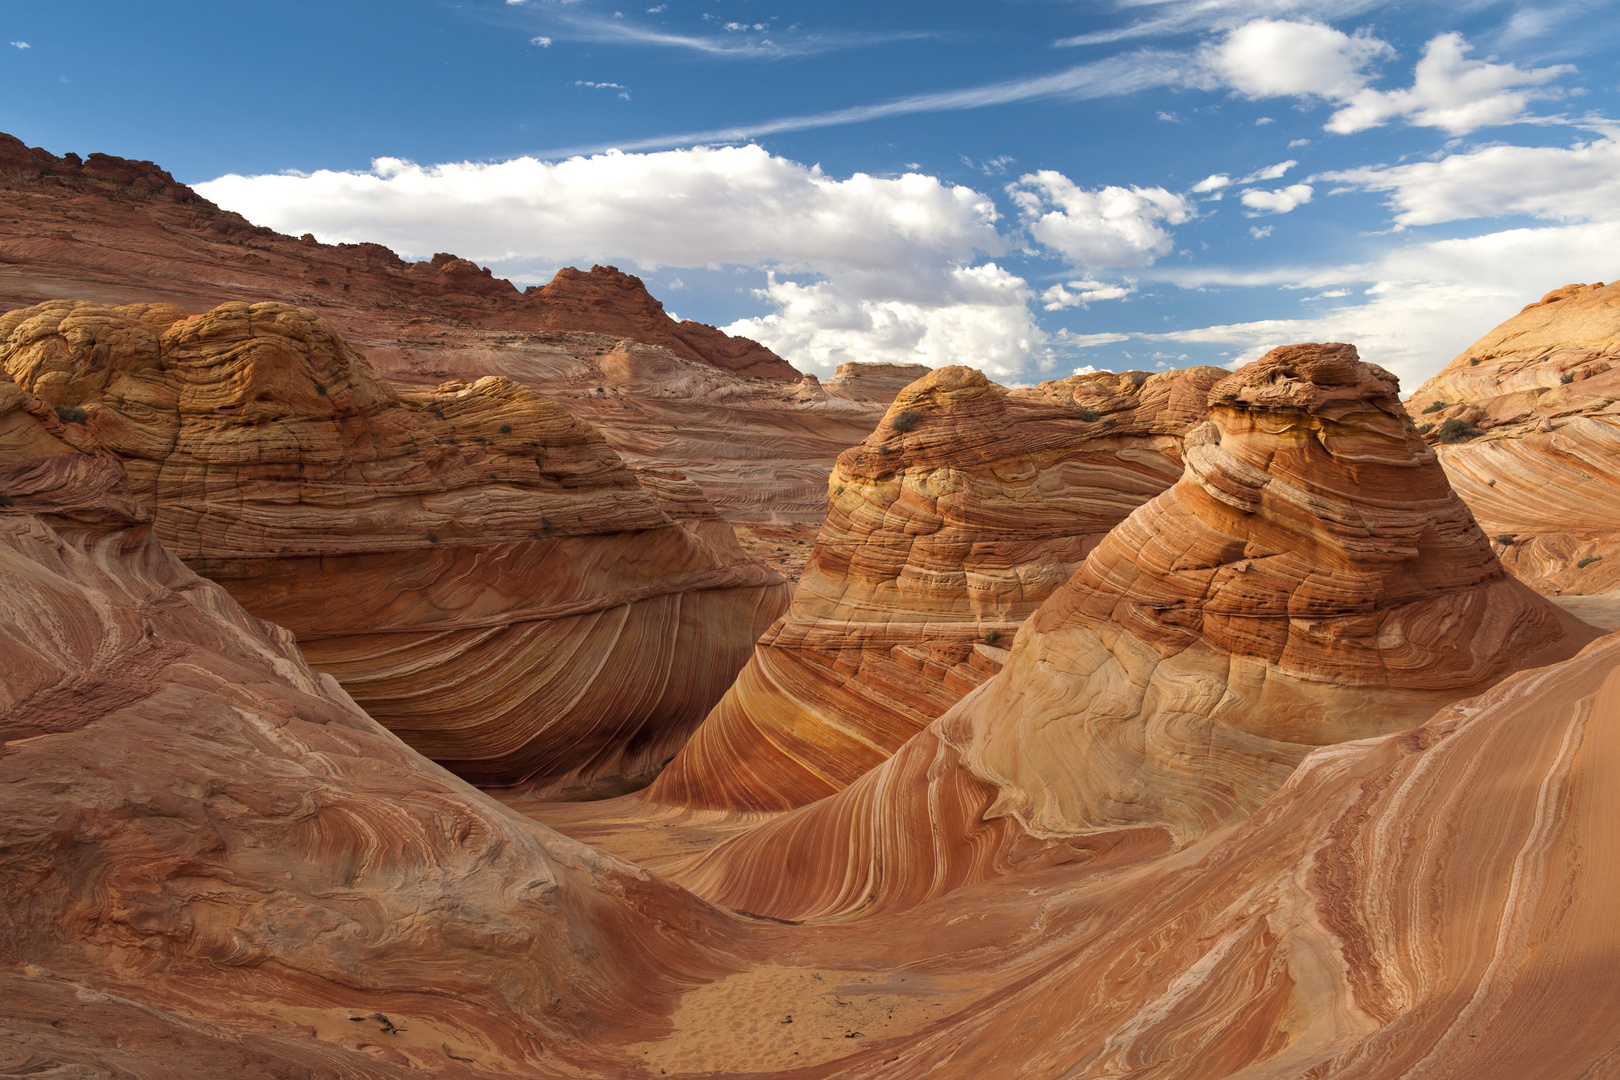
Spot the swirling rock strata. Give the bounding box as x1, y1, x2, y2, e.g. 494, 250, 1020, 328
0, 299, 789, 793
822, 361, 933, 403
646, 363, 1228, 811
1407, 280, 1620, 593
0, 394, 746, 1077
672, 344, 1595, 919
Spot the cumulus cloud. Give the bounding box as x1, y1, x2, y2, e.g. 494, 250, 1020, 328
1207, 19, 1392, 101
8, 40, 28, 49
1207, 20, 1574, 135
1041, 279, 1135, 310
530, 35, 552, 46
725, 264, 1046, 378
1008, 172, 1193, 269
1192, 173, 1231, 193
1326, 32, 1573, 134
1241, 183, 1313, 214
1322, 134, 1620, 226
197, 145, 1002, 279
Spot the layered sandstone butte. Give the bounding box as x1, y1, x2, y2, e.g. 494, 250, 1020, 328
0, 392, 743, 1077
645, 363, 1228, 812
1407, 280, 1620, 594
0, 299, 789, 794
672, 344, 1594, 919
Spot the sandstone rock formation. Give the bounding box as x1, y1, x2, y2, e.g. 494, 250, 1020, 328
0, 132, 884, 561
644, 363, 1229, 812
0, 299, 790, 795
669, 344, 1595, 919
822, 360, 933, 403
0, 391, 746, 1077
1407, 280, 1620, 594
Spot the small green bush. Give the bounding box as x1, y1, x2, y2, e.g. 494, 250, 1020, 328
1468, 357, 1480, 366
53, 404, 89, 426
1415, 422, 1435, 435
1421, 400, 1448, 414
983, 630, 1001, 645
890, 409, 922, 433
499, 423, 512, 434
1578, 555, 1604, 569
1494, 534, 1516, 546
1437, 418, 1484, 443
1076, 408, 1100, 422
1561, 372, 1576, 384
1487, 478, 1497, 487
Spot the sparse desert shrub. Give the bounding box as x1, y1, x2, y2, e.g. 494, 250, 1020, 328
983, 630, 1001, 645
426, 532, 441, 544
890, 409, 922, 433
1437, 418, 1484, 443
0, 492, 12, 507
1422, 400, 1448, 414
499, 423, 512, 434
313, 382, 327, 396
1487, 478, 1497, 486
1561, 372, 1576, 384
1468, 357, 1480, 366
1494, 534, 1516, 546
1416, 422, 1435, 435
1578, 555, 1604, 568
53, 404, 88, 426
1077, 408, 1100, 422
1100, 418, 1118, 429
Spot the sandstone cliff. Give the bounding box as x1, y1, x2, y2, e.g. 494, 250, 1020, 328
0, 299, 790, 795
821, 360, 934, 403
643, 363, 1229, 812
1406, 279, 1620, 594
669, 344, 1594, 919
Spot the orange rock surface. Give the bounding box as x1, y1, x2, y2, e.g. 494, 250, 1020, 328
645, 363, 1228, 811
1407, 280, 1620, 594
821, 360, 933, 403
669, 344, 1594, 919
0, 299, 789, 794
0, 394, 751, 1077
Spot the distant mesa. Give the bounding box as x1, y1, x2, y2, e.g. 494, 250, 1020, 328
821, 360, 934, 404
644, 362, 1230, 813
1407, 279, 1620, 596
671, 343, 1596, 920
0, 298, 791, 795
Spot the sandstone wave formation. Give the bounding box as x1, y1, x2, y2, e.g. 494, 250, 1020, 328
671, 344, 1595, 920
0, 299, 789, 795
1407, 280, 1620, 595
645, 363, 1229, 812
0, 386, 755, 1077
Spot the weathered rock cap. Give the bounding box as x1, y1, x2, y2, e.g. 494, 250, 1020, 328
1210, 342, 1401, 414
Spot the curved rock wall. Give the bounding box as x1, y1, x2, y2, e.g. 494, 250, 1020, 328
647, 363, 1228, 811
673, 344, 1596, 919
0, 299, 790, 794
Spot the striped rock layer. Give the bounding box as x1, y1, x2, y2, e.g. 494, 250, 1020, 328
672, 343, 1595, 920
1406, 280, 1620, 594
645, 363, 1228, 811
0, 299, 789, 794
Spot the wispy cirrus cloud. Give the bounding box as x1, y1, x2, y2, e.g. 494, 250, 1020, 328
1054, 0, 1389, 47
537, 49, 1200, 156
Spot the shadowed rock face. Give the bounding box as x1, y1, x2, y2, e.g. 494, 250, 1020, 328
0, 299, 790, 794
0, 389, 741, 1078
645, 363, 1229, 812
1407, 280, 1620, 594
670, 343, 1595, 920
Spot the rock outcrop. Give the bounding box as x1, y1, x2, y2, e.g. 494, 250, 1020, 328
670, 344, 1595, 919
0, 299, 790, 794
822, 361, 934, 404
0, 390, 743, 1077
644, 364, 1229, 811
1407, 280, 1620, 594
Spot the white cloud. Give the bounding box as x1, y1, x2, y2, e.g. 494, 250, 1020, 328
1250, 225, 1274, 238
1207, 19, 1392, 101
1240, 159, 1295, 182
8, 41, 28, 49
1041, 279, 1134, 310
1206, 20, 1574, 136
197, 145, 1002, 279
1053, 0, 1388, 47
1192, 173, 1231, 193
725, 264, 1046, 378
1143, 220, 1620, 387
1326, 32, 1573, 134
1323, 134, 1620, 226
1241, 182, 1313, 213
1255, 116, 1274, 125
1009, 172, 1193, 269
530, 35, 553, 46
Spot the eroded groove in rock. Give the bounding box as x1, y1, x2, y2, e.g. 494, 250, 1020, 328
0, 299, 790, 793
643, 363, 1230, 812
1406, 279, 1620, 594
673, 343, 1596, 920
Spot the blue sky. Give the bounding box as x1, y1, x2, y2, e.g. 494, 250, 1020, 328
3, 1, 1619, 388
